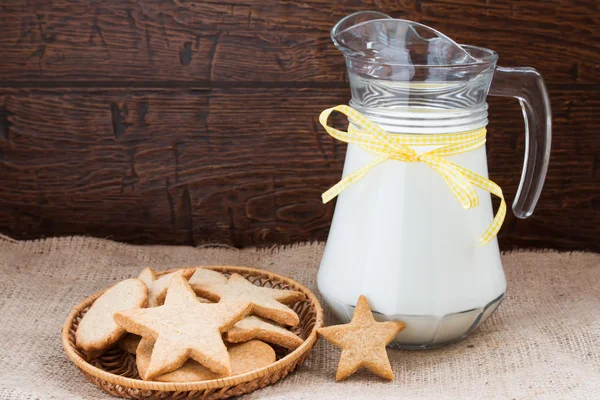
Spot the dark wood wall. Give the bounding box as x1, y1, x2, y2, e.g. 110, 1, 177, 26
0, 1, 598, 251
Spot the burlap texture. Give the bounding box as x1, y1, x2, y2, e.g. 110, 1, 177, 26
0, 235, 598, 399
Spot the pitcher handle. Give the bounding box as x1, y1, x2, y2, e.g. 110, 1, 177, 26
489, 66, 552, 218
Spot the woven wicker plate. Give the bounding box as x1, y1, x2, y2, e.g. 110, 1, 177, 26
62, 266, 324, 399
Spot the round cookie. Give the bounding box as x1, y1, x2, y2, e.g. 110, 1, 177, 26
118, 334, 141, 354
137, 338, 276, 382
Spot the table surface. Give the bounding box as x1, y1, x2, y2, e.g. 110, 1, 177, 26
0, 236, 598, 399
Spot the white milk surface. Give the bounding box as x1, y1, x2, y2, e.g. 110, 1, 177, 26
317, 136, 507, 346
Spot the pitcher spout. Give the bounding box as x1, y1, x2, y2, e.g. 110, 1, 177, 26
331, 11, 475, 70
330, 11, 392, 57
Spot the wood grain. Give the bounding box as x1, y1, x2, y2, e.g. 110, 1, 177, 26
0, 1, 598, 251
0, 0, 597, 83
0, 89, 344, 246
0, 89, 598, 250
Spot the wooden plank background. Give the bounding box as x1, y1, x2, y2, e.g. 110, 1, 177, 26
0, 1, 598, 251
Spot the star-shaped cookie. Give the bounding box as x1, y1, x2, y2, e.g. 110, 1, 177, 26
114, 274, 251, 379
188, 267, 228, 293
225, 316, 304, 350
193, 273, 305, 326
138, 267, 195, 307
318, 295, 406, 381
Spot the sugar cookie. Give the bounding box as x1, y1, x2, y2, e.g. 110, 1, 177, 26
318, 295, 405, 381
76, 279, 147, 360
114, 275, 251, 379
118, 334, 141, 354
193, 273, 305, 326
226, 316, 303, 350
138, 267, 194, 307
188, 267, 228, 293
136, 338, 275, 382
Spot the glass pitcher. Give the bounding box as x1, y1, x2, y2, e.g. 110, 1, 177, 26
317, 12, 551, 349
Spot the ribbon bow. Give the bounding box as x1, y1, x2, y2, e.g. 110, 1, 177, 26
320, 105, 506, 246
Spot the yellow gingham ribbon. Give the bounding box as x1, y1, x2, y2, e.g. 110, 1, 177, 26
320, 105, 506, 246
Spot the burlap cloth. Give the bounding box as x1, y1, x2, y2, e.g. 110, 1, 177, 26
0, 236, 598, 399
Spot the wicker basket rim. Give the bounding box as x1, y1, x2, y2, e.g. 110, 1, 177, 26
61, 265, 324, 392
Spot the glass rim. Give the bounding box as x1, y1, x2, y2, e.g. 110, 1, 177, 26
342, 45, 499, 68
